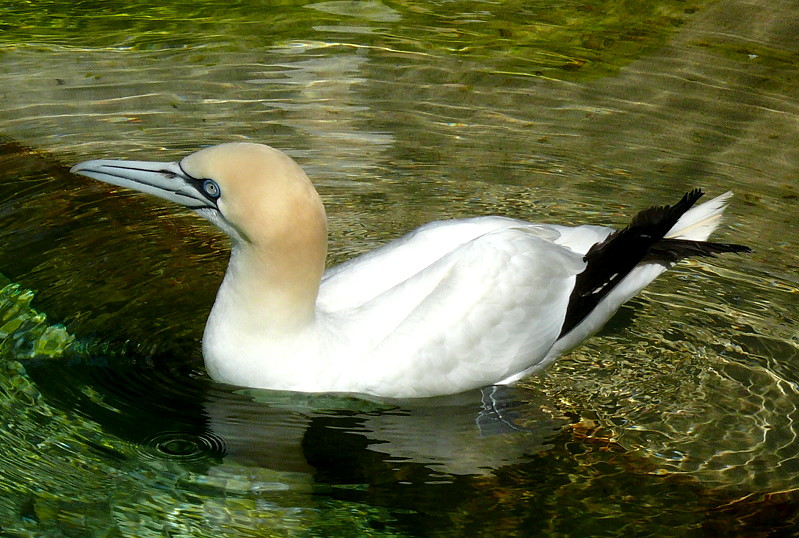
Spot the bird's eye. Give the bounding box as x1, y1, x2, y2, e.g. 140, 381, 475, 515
203, 179, 221, 199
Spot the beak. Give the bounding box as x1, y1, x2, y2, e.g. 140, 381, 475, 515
70, 159, 216, 210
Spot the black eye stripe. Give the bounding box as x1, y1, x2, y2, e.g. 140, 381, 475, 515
178, 162, 221, 204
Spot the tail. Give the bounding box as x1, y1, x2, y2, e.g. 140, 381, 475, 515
559, 189, 750, 338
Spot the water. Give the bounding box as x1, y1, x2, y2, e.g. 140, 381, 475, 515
1, 0, 798, 534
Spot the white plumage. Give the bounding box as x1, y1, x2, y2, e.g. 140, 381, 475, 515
71, 143, 748, 398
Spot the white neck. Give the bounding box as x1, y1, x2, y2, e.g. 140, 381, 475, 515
201, 235, 327, 387
208, 228, 327, 338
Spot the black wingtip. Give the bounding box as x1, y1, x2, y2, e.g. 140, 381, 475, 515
628, 188, 704, 231
558, 189, 750, 339
646, 239, 751, 263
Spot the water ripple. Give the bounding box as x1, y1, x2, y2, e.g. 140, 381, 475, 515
138, 431, 228, 463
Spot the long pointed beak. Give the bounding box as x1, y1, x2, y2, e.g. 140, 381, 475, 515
70, 159, 215, 210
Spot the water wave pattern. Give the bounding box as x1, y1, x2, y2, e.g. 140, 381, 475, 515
0, 0, 797, 534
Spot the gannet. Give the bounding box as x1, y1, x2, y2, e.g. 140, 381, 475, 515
71, 143, 750, 398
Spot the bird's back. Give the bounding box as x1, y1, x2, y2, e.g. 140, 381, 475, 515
317, 218, 591, 396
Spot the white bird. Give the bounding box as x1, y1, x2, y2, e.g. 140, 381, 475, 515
71, 143, 750, 398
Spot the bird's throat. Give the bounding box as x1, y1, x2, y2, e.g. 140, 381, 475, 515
210, 242, 323, 337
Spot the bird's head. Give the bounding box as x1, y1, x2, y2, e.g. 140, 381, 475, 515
71, 142, 327, 250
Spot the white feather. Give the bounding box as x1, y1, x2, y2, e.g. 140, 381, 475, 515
666, 191, 733, 241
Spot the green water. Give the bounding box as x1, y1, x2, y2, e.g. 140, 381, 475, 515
1, 0, 798, 535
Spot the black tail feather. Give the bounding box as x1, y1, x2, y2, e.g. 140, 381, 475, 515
627, 188, 705, 233
558, 189, 750, 339
646, 238, 751, 264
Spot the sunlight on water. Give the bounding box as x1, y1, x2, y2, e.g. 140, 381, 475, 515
0, 0, 798, 534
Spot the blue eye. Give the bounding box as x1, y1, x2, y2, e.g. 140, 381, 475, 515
203, 179, 221, 199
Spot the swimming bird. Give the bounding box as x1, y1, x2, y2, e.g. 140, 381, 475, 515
71, 143, 750, 398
